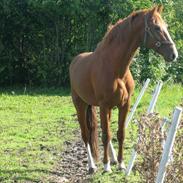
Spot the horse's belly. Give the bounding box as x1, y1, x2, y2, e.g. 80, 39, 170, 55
77, 88, 98, 105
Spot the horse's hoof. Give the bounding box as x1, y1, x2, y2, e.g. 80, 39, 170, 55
104, 162, 112, 172
88, 167, 97, 174
118, 162, 126, 171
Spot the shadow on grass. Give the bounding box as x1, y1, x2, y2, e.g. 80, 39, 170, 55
0, 168, 61, 182
0, 87, 71, 97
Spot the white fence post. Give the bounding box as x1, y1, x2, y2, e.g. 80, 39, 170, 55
125, 78, 150, 128
160, 117, 174, 163
155, 107, 182, 183
147, 81, 163, 114
126, 149, 137, 176
160, 118, 169, 149
126, 81, 162, 176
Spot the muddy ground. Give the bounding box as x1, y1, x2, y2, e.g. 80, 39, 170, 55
49, 132, 93, 183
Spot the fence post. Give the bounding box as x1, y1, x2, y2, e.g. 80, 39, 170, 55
160, 118, 169, 149
155, 107, 182, 183
125, 78, 150, 128
126, 81, 162, 176
147, 81, 163, 114
126, 149, 137, 176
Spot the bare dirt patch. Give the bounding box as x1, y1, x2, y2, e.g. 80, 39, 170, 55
49, 132, 91, 183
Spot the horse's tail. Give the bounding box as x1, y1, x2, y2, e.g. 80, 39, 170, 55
86, 105, 99, 161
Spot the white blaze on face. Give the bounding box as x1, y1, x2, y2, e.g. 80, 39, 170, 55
162, 23, 178, 60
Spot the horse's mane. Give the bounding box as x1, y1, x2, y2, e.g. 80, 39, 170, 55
95, 9, 149, 51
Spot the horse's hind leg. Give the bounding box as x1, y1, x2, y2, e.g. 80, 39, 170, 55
71, 89, 97, 173
100, 106, 112, 172
109, 141, 118, 165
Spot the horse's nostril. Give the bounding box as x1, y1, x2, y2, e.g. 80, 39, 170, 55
171, 53, 176, 61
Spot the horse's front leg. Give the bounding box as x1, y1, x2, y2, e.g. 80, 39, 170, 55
117, 101, 130, 170
100, 106, 112, 172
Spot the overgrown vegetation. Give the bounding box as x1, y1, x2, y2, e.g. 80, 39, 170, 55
133, 111, 183, 183
0, 0, 182, 86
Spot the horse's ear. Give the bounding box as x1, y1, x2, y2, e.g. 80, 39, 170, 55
157, 4, 163, 14
151, 6, 157, 15
151, 5, 163, 15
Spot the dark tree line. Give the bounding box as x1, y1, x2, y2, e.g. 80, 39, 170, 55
0, 0, 182, 87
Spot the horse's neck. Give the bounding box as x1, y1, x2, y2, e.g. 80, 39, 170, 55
115, 32, 141, 78
99, 17, 144, 78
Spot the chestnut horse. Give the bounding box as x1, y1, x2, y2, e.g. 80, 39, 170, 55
69, 5, 178, 173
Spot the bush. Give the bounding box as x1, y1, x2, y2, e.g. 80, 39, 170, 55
0, 0, 182, 87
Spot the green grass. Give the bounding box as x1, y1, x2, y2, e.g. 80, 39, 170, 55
0, 88, 77, 182
0, 84, 182, 182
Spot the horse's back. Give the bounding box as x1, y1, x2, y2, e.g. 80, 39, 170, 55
70, 52, 93, 69
69, 52, 93, 80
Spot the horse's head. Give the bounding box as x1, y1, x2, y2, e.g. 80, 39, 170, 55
144, 5, 178, 62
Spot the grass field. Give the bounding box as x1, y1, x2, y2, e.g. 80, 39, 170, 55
0, 88, 77, 182
0, 83, 182, 182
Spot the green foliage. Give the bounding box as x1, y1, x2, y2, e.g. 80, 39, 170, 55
131, 50, 167, 84
0, 0, 182, 86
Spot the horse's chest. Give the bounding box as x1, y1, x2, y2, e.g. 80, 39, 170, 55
100, 80, 128, 107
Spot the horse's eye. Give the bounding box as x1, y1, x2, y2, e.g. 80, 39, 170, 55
155, 26, 161, 31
